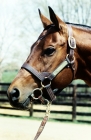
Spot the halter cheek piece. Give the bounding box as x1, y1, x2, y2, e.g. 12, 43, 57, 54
21, 25, 76, 104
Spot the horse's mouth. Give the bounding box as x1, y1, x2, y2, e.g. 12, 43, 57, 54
9, 97, 31, 110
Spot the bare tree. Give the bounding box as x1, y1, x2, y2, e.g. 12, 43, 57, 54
30, 0, 91, 26
35, 0, 90, 25
0, 15, 16, 81
1, 0, 91, 82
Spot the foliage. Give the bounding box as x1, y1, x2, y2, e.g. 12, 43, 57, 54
2, 70, 18, 83
1, 0, 91, 84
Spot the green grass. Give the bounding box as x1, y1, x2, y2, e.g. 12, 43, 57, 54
2, 70, 18, 82
1, 70, 85, 84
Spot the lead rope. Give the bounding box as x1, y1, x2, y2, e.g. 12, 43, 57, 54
33, 101, 51, 140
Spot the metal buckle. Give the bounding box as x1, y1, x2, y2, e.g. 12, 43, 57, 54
68, 36, 76, 49
66, 54, 75, 65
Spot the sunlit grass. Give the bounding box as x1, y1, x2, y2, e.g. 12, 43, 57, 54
2, 70, 18, 82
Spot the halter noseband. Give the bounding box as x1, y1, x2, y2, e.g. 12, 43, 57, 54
21, 25, 76, 104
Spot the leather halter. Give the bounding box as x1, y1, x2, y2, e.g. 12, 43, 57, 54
21, 24, 76, 104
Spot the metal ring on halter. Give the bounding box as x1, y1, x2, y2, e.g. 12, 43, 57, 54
44, 98, 49, 105
68, 36, 76, 49
66, 54, 75, 64
41, 77, 51, 88
31, 88, 43, 100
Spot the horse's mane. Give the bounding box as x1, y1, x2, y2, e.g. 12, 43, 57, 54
44, 22, 91, 32
66, 22, 91, 31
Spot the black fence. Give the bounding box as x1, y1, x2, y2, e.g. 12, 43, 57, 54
0, 83, 91, 123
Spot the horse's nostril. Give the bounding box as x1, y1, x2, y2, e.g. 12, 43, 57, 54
10, 88, 20, 102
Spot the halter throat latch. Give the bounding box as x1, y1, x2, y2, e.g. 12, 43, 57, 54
67, 24, 76, 72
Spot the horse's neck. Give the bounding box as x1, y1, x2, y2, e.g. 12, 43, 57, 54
73, 27, 91, 86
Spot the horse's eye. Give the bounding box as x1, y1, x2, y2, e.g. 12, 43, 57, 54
43, 47, 56, 56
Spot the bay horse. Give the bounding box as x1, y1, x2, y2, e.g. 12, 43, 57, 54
7, 6, 91, 109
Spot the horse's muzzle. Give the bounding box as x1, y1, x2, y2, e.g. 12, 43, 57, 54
8, 88, 20, 102
7, 88, 31, 109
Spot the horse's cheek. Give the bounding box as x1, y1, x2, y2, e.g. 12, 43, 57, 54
52, 69, 73, 88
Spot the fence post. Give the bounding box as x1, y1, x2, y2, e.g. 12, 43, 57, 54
29, 102, 33, 116
72, 85, 77, 122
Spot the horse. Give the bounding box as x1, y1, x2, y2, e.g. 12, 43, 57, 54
7, 6, 91, 109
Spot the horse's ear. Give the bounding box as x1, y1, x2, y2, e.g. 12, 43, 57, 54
38, 9, 52, 28
48, 6, 65, 30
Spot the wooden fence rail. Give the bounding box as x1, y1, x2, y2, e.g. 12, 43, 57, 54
0, 83, 91, 123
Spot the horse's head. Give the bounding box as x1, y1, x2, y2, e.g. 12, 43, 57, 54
7, 7, 76, 109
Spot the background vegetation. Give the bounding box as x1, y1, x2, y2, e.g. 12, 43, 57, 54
0, 0, 90, 84
2, 70, 18, 83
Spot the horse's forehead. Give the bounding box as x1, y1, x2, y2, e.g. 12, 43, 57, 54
31, 28, 61, 53
40, 31, 60, 46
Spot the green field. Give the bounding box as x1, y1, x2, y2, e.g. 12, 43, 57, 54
2, 70, 85, 84
2, 70, 18, 83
